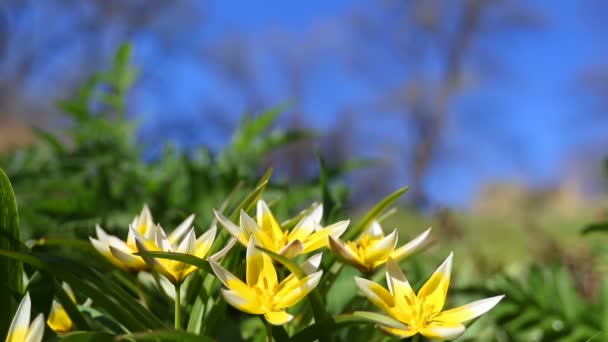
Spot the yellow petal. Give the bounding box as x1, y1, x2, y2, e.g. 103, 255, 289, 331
434, 295, 504, 324
194, 226, 217, 259
276, 253, 323, 294
354, 277, 395, 314
390, 227, 431, 261
109, 246, 146, 270
25, 313, 45, 342
417, 252, 453, 315
419, 323, 465, 341
278, 239, 303, 259
167, 214, 195, 246
222, 289, 264, 315
385, 259, 416, 322
287, 203, 322, 242
276, 271, 322, 309
214, 210, 249, 246
363, 229, 398, 269
328, 236, 365, 270
378, 326, 417, 339
47, 301, 72, 332
301, 220, 350, 253
362, 221, 385, 239
264, 310, 293, 325
256, 200, 283, 241
209, 260, 250, 294
246, 239, 278, 289
7, 293, 32, 342
241, 210, 276, 252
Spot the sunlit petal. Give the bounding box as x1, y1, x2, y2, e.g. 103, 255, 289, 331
364, 229, 398, 267
264, 310, 293, 326
390, 227, 431, 261
209, 260, 251, 294
287, 203, 322, 241
246, 239, 278, 288
276, 271, 322, 308
363, 221, 385, 239
7, 293, 32, 342
25, 314, 45, 342
241, 210, 276, 251
221, 289, 264, 315
434, 295, 504, 324
278, 239, 303, 259
109, 246, 146, 269
328, 236, 363, 269
302, 220, 350, 253
417, 252, 453, 314
167, 214, 195, 246
354, 277, 394, 313
256, 200, 283, 241
420, 323, 465, 341
378, 326, 417, 339
214, 209, 248, 246
47, 300, 72, 333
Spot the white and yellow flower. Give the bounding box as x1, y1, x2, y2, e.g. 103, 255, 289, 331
355, 254, 503, 340
215, 200, 349, 258
89, 205, 194, 272
132, 221, 217, 285
329, 221, 430, 273
47, 282, 76, 333
5, 293, 44, 342
210, 239, 323, 325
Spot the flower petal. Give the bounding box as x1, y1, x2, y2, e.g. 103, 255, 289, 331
419, 323, 465, 341
287, 203, 322, 242
302, 253, 323, 274
167, 214, 195, 246
385, 259, 417, 323
264, 310, 294, 325
47, 300, 72, 332
109, 246, 146, 270
354, 277, 394, 313
434, 295, 504, 324
246, 239, 278, 289
222, 289, 264, 315
209, 236, 237, 262
132, 204, 154, 234
417, 252, 453, 315
194, 225, 217, 259
328, 236, 364, 270
276, 271, 322, 309
257, 200, 283, 241
241, 210, 276, 251
363, 221, 385, 239
302, 220, 350, 253
209, 260, 250, 294
390, 227, 431, 261
378, 326, 417, 339
278, 239, 303, 259
214, 210, 248, 246
25, 313, 45, 342
7, 293, 32, 342
363, 229, 398, 269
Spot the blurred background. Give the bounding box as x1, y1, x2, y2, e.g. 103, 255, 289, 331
1, 1, 608, 340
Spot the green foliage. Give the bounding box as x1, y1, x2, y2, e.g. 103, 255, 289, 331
0, 168, 23, 338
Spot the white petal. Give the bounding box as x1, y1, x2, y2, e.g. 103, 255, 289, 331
301, 253, 323, 274
25, 313, 45, 342
437, 295, 505, 323
364, 221, 384, 238
421, 324, 465, 340
278, 239, 303, 259
209, 236, 237, 262
176, 229, 196, 255
385, 258, 408, 294
240, 209, 261, 236
326, 220, 350, 238
8, 293, 32, 336
391, 227, 431, 261
168, 214, 195, 245
197, 225, 217, 247
214, 210, 243, 239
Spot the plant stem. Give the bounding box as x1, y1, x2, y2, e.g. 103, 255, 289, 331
266, 319, 273, 342
411, 334, 420, 342
175, 283, 182, 330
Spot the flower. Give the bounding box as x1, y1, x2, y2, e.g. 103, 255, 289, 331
210, 238, 323, 325
5, 293, 44, 342
47, 282, 76, 333
214, 200, 349, 258
89, 205, 194, 272
355, 254, 503, 340
132, 220, 217, 285
329, 220, 431, 273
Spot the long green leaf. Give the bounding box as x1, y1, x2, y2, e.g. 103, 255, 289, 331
0, 169, 22, 339
135, 251, 212, 273
59, 331, 116, 341
53, 280, 90, 331
118, 330, 214, 342
342, 186, 409, 241
581, 222, 608, 235
228, 168, 273, 221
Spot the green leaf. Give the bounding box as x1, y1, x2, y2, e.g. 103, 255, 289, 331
350, 311, 410, 330
316, 151, 337, 225
135, 251, 212, 273
581, 222, 608, 235
118, 330, 214, 342
228, 168, 272, 222
343, 186, 409, 241
0, 168, 23, 338
59, 331, 116, 341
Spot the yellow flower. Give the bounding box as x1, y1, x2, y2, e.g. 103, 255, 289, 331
214, 200, 349, 258
5, 293, 44, 342
89, 205, 194, 272
355, 254, 503, 340
210, 239, 323, 325
132, 221, 217, 285
47, 282, 76, 333
329, 221, 431, 273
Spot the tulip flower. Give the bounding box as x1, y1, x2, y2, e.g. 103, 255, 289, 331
90, 205, 194, 272
329, 221, 430, 273
47, 283, 76, 333
132, 222, 217, 285
5, 293, 44, 342
210, 239, 323, 325
355, 254, 503, 340
215, 200, 349, 258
